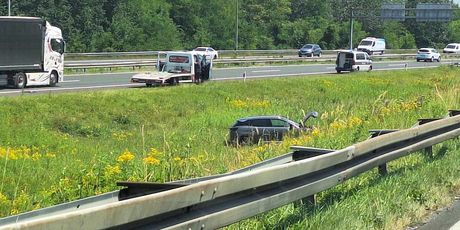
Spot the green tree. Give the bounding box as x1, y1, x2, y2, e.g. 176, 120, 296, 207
110, 0, 181, 51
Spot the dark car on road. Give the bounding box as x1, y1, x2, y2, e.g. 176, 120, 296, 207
298, 44, 322, 57
228, 112, 318, 145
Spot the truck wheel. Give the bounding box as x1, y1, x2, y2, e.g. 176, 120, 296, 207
13, 73, 26, 89
49, 72, 58, 87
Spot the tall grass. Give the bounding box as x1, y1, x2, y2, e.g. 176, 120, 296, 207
0, 67, 459, 229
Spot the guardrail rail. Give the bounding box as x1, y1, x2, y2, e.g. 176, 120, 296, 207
0, 110, 459, 229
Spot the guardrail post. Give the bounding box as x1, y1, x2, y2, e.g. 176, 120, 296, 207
425, 146, 433, 158
369, 129, 399, 175
378, 164, 388, 175
449, 110, 460, 117
418, 119, 440, 158
294, 195, 316, 208
291, 147, 335, 209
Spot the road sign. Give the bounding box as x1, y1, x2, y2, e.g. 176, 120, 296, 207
381, 4, 406, 21
416, 3, 452, 22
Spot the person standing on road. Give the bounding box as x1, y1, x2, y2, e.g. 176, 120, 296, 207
194, 55, 202, 83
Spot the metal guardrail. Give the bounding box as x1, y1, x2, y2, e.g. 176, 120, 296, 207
64, 53, 460, 71
66, 49, 420, 58
1, 110, 459, 229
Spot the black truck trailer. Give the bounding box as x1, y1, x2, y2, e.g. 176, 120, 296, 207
0, 17, 46, 73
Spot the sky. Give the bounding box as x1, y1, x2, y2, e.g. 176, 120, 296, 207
455, 0, 460, 5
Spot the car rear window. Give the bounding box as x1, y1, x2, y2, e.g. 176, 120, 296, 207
356, 53, 366, 60
418, 49, 430, 53
446, 45, 457, 49
303, 45, 313, 49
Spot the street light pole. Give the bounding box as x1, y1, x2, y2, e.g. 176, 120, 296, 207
349, 9, 353, 50
8, 0, 11, 16
236, 0, 239, 52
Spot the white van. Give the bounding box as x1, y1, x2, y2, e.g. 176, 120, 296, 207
443, 43, 460, 53
357, 37, 386, 55
335, 50, 372, 73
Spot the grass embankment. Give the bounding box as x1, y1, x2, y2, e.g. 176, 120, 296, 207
0, 67, 459, 229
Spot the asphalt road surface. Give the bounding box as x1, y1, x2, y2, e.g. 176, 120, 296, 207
417, 199, 460, 230
0, 59, 457, 96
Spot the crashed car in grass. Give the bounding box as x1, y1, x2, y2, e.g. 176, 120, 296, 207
228, 111, 318, 145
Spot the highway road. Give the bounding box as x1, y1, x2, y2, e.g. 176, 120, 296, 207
0, 59, 458, 96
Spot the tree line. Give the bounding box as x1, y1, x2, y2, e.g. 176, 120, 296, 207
1, 0, 459, 52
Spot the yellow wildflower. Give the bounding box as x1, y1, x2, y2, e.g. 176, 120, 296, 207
173, 157, 182, 162
143, 156, 160, 165
311, 128, 320, 137
45, 152, 56, 158
149, 148, 161, 157
348, 117, 363, 127
105, 165, 121, 176
117, 150, 135, 162
330, 119, 346, 130
10, 208, 19, 215
0, 192, 9, 206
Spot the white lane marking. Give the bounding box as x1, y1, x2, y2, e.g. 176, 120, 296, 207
0, 83, 145, 94
251, 70, 280, 73
326, 67, 336, 69
214, 71, 332, 81
60, 80, 80, 83
66, 71, 138, 77
388, 64, 407, 67
0, 90, 22, 94
213, 66, 439, 81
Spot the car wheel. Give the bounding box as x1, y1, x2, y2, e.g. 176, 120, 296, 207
437, 56, 441, 62
431, 57, 434, 62
417, 59, 420, 62
368, 65, 373, 71
318, 52, 322, 57
337, 70, 341, 74
298, 54, 302, 57
357, 66, 360, 71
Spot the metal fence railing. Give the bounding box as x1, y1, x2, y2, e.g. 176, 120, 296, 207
1, 110, 459, 229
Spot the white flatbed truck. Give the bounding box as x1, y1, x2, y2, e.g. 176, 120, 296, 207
131, 51, 211, 87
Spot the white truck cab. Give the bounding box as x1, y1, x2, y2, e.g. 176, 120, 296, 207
335, 50, 373, 73
357, 37, 386, 55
